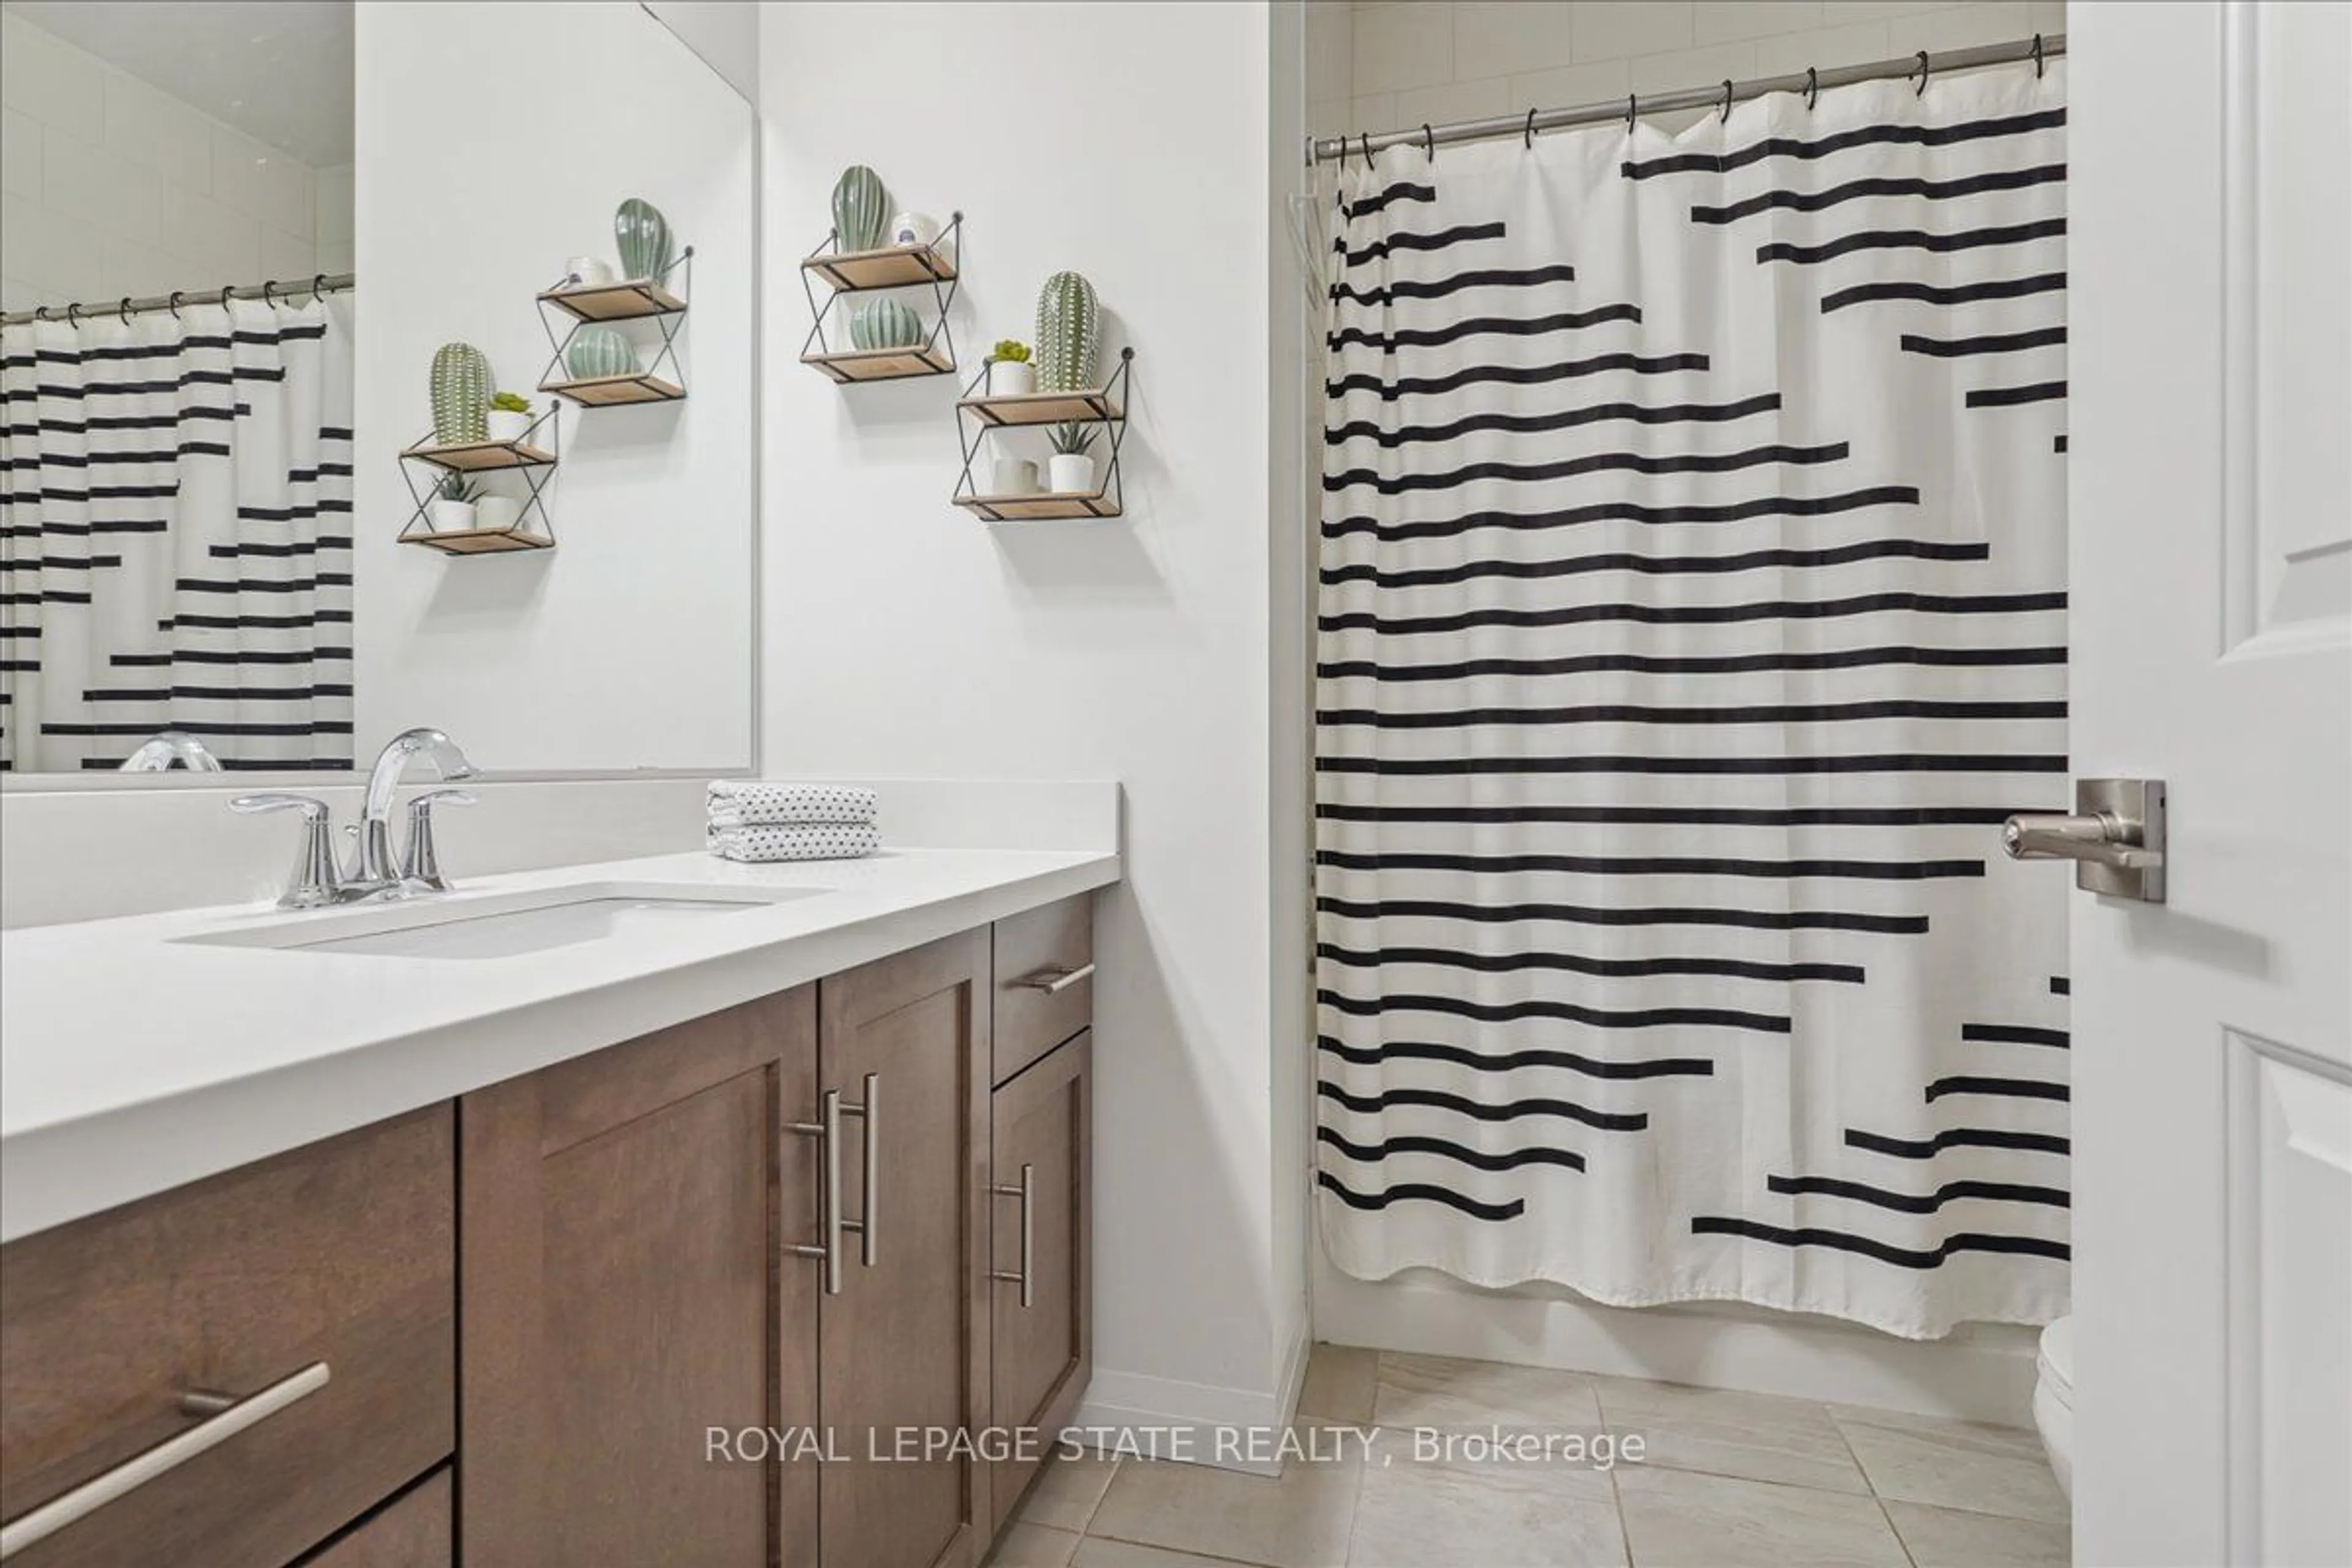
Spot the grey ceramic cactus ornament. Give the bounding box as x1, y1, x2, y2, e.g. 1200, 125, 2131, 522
1034, 272, 1101, 393
614, 197, 673, 281
832, 165, 888, 252
430, 342, 492, 445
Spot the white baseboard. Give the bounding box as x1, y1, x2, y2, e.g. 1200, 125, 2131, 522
1313, 1254, 2040, 1428
1069, 1320, 1314, 1478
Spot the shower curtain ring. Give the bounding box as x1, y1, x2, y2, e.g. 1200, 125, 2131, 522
117, 296, 132, 325
1626, 93, 1637, 132
66, 303, 81, 330
311, 273, 326, 302
2032, 34, 2045, 78
1523, 107, 1537, 148
262, 280, 278, 311
1359, 132, 1372, 167
1719, 79, 1734, 121
32, 305, 48, 322
1913, 50, 1931, 95
1422, 123, 1434, 161
1804, 66, 1819, 110
218, 284, 234, 309
167, 290, 183, 320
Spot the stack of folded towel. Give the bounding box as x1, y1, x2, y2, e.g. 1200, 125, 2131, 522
706, 781, 880, 864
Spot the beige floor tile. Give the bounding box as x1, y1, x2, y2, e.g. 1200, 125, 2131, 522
1072, 1539, 1272, 1568
1828, 1404, 2070, 1525
1615, 1466, 1910, 1568
1348, 1428, 1626, 1567
987, 1523, 1083, 1568
1371, 1351, 1602, 1431
1297, 1343, 1380, 1425
1088, 1437, 1365, 1568
1593, 1375, 1869, 1494
1017, 1452, 1123, 1532
1885, 1499, 2073, 1568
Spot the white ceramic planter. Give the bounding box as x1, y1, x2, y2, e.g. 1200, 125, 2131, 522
990, 456, 1041, 496
485, 409, 532, 444
427, 499, 478, 534
1048, 453, 1096, 496
992, 361, 1036, 398
473, 494, 522, 533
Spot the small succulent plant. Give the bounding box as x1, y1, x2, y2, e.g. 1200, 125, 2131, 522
992, 339, 1031, 364
435, 472, 480, 503
489, 390, 532, 413
1047, 421, 1097, 457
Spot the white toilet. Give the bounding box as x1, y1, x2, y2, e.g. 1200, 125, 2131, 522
2034, 1315, 2076, 1498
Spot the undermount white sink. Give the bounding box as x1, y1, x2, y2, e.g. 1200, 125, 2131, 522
179, 881, 829, 960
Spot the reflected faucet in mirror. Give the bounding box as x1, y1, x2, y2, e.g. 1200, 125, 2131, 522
116, 732, 224, 772
229, 728, 479, 910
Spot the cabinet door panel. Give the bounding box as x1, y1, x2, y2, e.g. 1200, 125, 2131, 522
460, 989, 820, 1568
988, 1031, 1091, 1531
818, 930, 990, 1568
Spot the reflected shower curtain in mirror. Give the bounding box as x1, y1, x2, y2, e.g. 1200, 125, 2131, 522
1314, 64, 2070, 1337
0, 294, 355, 772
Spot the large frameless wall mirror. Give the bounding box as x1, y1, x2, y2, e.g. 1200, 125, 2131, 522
0, 0, 756, 785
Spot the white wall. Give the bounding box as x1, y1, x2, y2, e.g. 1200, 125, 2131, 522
1313, 0, 2067, 140
0, 7, 350, 314
642, 1, 761, 109
353, 1, 756, 775
760, 0, 1308, 1452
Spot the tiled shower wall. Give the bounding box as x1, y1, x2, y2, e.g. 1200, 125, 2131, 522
1309, 1, 2067, 142
0, 8, 352, 315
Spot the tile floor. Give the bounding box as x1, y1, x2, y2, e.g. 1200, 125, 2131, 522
984, 1344, 2071, 1568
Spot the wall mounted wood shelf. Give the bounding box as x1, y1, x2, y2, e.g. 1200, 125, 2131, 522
537, 278, 687, 323
956, 388, 1124, 429
801, 214, 962, 382
802, 240, 959, 293
397, 524, 554, 556
399, 437, 557, 473
538, 371, 685, 407
803, 344, 956, 384
951, 491, 1124, 522
951, 348, 1136, 522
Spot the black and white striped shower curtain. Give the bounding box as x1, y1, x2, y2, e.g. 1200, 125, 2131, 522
1, 295, 355, 772
1314, 63, 2070, 1338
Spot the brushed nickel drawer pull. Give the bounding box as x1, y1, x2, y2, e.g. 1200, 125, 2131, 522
839, 1074, 878, 1270
1015, 962, 1094, 996
786, 1090, 845, 1294
0, 1360, 330, 1559
989, 1163, 1036, 1309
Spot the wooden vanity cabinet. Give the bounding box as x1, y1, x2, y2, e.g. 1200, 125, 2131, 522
0, 895, 1096, 1568
814, 929, 993, 1568
986, 1030, 1092, 1534
458, 987, 820, 1568
0, 1107, 454, 1568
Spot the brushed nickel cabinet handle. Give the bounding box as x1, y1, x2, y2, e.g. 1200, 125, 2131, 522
989, 1163, 1036, 1310
786, 1089, 845, 1294
1014, 962, 1094, 996
0, 1361, 330, 1559
839, 1074, 878, 1269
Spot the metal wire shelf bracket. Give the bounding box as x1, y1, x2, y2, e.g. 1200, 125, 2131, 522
951, 348, 1134, 522
800, 214, 963, 382
396, 404, 561, 555
535, 247, 693, 404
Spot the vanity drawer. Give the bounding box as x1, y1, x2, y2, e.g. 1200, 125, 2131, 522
0, 1106, 456, 1568
993, 894, 1095, 1085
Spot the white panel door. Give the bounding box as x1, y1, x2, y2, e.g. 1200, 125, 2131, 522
2068, 4, 2352, 1565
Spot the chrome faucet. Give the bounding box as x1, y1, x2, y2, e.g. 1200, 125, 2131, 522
118, 731, 223, 772
348, 728, 478, 891
229, 728, 479, 908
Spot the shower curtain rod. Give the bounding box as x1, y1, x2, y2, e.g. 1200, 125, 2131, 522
1307, 32, 2064, 166
0, 272, 355, 330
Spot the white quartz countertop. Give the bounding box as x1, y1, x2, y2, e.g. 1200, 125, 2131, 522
0, 846, 1119, 1242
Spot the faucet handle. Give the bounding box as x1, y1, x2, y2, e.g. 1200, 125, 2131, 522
401, 788, 476, 892
230, 794, 343, 910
